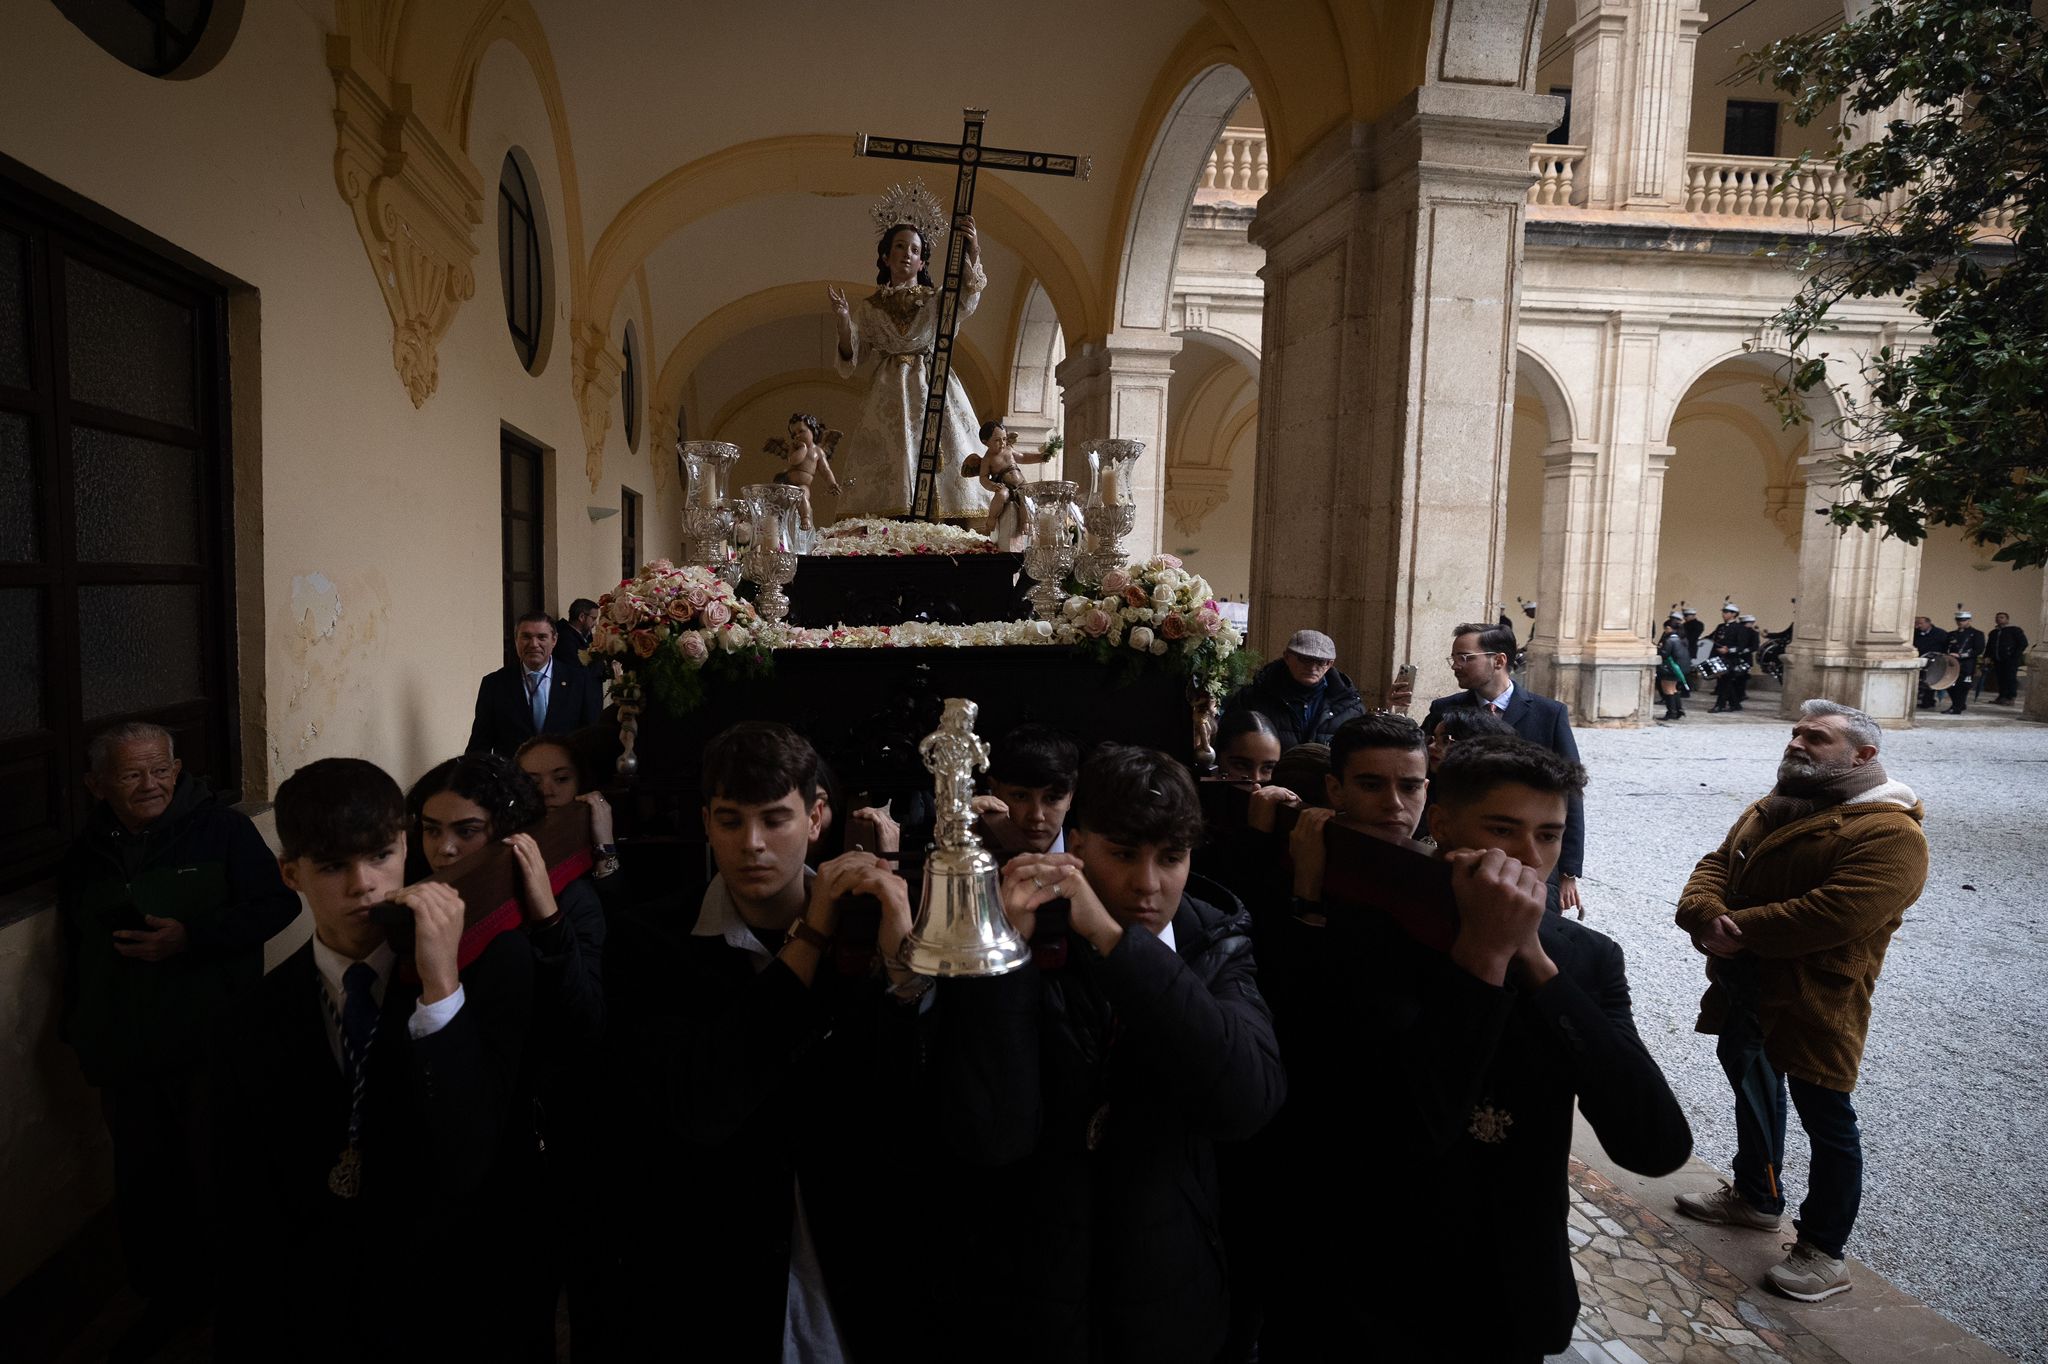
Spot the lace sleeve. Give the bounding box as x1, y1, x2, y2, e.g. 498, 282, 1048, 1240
834, 302, 866, 379
957, 259, 988, 322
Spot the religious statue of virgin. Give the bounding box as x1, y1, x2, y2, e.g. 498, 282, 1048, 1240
827, 181, 993, 521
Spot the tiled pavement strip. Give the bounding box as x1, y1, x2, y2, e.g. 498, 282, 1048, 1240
1554, 1126, 2014, 1364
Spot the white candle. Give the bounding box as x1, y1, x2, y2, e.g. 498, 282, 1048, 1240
1101, 463, 1124, 504
693, 468, 717, 508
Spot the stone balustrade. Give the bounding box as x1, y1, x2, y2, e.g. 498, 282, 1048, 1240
1528, 145, 1586, 206
1681, 153, 1852, 220
1199, 128, 1268, 195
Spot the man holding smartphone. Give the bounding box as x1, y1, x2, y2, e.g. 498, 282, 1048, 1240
61, 722, 299, 1359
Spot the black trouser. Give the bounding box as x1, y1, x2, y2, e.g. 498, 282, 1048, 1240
1995, 656, 2022, 700
1949, 667, 1974, 712
102, 1071, 213, 1306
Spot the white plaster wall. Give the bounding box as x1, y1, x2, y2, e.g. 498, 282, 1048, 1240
0, 3, 669, 1288
1504, 402, 1546, 608
1656, 409, 1802, 629
1916, 534, 2046, 628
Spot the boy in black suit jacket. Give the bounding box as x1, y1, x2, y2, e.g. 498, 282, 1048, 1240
210, 758, 540, 1363
1426, 619, 1586, 914
1263, 736, 1691, 1362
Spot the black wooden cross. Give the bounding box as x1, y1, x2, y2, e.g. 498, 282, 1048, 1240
854, 108, 1090, 519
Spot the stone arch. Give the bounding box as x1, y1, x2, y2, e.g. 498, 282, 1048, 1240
1656, 343, 1846, 450
1514, 344, 1579, 447
581, 135, 1099, 362
1179, 326, 1260, 381
1109, 62, 1254, 336
1004, 279, 1067, 444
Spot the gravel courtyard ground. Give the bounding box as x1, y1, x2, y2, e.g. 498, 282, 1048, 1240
1573, 701, 2048, 1363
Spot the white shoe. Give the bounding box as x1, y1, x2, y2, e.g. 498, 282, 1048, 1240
1765, 1240, 1851, 1301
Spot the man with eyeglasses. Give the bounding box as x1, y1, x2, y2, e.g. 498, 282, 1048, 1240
60, 721, 299, 1357
1424, 621, 1587, 916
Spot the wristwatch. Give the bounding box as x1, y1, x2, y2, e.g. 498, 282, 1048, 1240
786, 918, 834, 952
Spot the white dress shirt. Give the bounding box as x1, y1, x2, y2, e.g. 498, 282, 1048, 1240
309, 934, 464, 1071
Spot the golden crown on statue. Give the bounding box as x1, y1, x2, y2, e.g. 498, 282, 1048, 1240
869, 178, 950, 247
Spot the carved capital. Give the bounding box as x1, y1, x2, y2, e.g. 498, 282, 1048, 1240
1764, 482, 1803, 549
572, 321, 623, 492
329, 36, 483, 408
647, 401, 676, 493
1164, 465, 1232, 535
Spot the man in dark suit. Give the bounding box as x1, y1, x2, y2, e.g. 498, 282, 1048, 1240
1945, 609, 1985, 714
1987, 611, 2030, 704
1425, 620, 1586, 915
1261, 737, 1691, 1361
1912, 614, 1949, 708
554, 597, 607, 684
210, 758, 541, 1362
466, 611, 603, 757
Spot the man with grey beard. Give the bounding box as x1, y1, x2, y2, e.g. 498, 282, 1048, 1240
1671, 700, 1928, 1304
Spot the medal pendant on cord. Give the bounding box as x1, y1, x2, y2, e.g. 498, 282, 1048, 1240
329, 1146, 362, 1199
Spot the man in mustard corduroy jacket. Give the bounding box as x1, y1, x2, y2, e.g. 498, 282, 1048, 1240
1672, 698, 1929, 1304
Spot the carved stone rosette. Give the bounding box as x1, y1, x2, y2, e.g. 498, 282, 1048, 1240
328, 36, 483, 409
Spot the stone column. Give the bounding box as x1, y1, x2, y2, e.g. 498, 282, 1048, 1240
1525, 316, 1668, 725
2024, 572, 2048, 720
1056, 331, 1179, 559
1783, 448, 1924, 726
1246, 83, 1559, 707
1567, 0, 1707, 209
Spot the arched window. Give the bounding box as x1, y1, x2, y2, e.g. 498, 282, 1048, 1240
51, 0, 240, 79
498, 152, 545, 374
620, 322, 640, 452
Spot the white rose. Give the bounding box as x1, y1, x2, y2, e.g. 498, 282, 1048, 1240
1064, 596, 1088, 617
1128, 625, 1155, 651
1032, 619, 1054, 638
1149, 638, 1168, 656
1152, 583, 1174, 607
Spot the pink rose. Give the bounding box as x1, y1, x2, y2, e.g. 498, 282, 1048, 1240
700, 599, 733, 629
646, 558, 676, 575
1080, 608, 1112, 638
1193, 607, 1223, 637
1099, 569, 1130, 594
1159, 612, 1187, 641
686, 585, 710, 609
665, 598, 695, 623
629, 630, 659, 658
1156, 554, 1183, 569
608, 598, 638, 625
677, 632, 710, 665
1122, 584, 1149, 609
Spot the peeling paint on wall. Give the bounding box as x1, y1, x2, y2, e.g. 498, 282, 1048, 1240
291, 572, 342, 640
273, 569, 396, 782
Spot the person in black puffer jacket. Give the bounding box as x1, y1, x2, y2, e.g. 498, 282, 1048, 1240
978, 745, 1286, 1364
1224, 630, 1365, 749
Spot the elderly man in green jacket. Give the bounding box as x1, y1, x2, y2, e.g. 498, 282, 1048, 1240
1672, 698, 1928, 1304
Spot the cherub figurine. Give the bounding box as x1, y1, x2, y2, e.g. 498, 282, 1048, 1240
763, 412, 843, 531
959, 418, 1057, 542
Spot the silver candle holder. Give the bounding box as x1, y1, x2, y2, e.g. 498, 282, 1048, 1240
680, 441, 741, 572
740, 483, 804, 624
1019, 479, 1078, 620
1075, 438, 1144, 587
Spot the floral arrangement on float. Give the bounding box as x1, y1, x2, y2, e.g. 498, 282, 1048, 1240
1061, 555, 1253, 702
809, 517, 1002, 557
582, 560, 771, 717
590, 554, 1252, 720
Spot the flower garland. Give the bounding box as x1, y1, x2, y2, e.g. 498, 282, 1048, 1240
598, 555, 1251, 715
1062, 555, 1253, 701
582, 560, 771, 714
809, 517, 1001, 557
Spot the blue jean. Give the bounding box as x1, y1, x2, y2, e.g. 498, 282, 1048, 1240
1716, 1004, 1865, 1258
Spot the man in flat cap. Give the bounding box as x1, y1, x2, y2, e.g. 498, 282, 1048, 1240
1223, 628, 1366, 748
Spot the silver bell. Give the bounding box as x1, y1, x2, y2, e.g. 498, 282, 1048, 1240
902, 698, 1030, 978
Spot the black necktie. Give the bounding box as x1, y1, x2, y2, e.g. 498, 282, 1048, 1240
341, 961, 378, 1078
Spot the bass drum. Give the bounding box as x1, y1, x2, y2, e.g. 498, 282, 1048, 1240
1921, 652, 1961, 692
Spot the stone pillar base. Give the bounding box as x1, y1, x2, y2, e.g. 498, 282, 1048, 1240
1781, 655, 1919, 728
1529, 646, 1655, 727
2025, 644, 2048, 722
